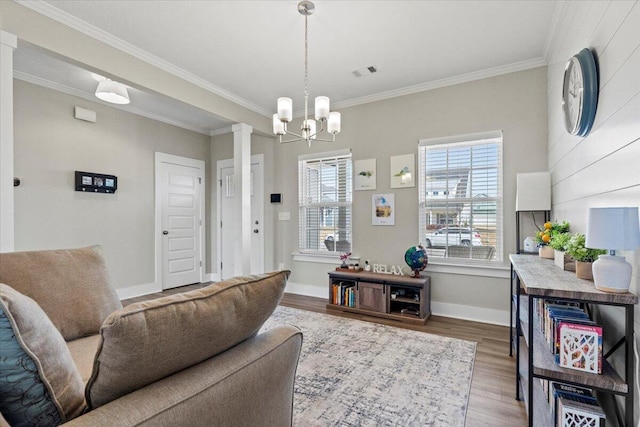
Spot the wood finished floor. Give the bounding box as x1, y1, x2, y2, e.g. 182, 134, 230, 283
123, 284, 527, 426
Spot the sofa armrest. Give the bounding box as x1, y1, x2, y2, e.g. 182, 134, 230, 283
62, 325, 302, 427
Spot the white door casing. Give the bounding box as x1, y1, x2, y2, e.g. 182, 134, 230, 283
217, 155, 264, 280
155, 153, 204, 289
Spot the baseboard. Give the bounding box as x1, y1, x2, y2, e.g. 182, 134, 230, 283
285, 281, 509, 326
431, 301, 509, 326
116, 282, 160, 300
285, 281, 327, 299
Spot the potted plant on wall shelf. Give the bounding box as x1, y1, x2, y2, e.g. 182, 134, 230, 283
550, 231, 574, 271
565, 233, 606, 280
536, 220, 570, 259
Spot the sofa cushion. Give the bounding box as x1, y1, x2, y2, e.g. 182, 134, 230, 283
0, 245, 122, 341
0, 284, 86, 425
85, 270, 290, 409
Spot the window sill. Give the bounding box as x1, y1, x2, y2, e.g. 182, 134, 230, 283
292, 253, 507, 278
426, 261, 510, 278
292, 253, 360, 264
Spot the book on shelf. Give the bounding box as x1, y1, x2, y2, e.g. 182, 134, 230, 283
553, 317, 596, 363
557, 396, 605, 427
551, 383, 603, 427
558, 322, 603, 374
535, 300, 602, 372
332, 281, 355, 307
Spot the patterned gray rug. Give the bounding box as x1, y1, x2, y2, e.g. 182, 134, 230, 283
261, 306, 476, 427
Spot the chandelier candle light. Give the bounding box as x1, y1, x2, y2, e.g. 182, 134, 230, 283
585, 207, 640, 293
273, 1, 341, 146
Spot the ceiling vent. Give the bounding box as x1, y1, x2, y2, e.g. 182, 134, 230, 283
352, 66, 377, 78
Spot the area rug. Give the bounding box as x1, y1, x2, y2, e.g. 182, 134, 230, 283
261, 306, 476, 427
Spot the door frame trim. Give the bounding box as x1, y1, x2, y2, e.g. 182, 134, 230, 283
216, 153, 264, 280
155, 152, 205, 289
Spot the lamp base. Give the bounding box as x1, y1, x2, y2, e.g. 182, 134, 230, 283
592, 254, 632, 293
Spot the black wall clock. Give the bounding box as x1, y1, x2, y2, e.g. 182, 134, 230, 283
562, 48, 598, 137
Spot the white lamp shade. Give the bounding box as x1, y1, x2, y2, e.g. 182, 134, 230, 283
315, 96, 330, 120
515, 172, 550, 211
327, 112, 341, 134
272, 114, 285, 135
586, 207, 640, 251
277, 97, 292, 122
95, 79, 130, 105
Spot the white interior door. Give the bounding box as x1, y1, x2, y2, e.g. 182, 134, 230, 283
157, 154, 204, 289
219, 158, 264, 279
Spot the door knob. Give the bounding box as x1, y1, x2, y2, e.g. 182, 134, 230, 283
162, 230, 169, 235
253, 229, 259, 233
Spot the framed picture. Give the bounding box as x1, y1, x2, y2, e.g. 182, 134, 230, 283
372, 193, 395, 226
354, 158, 376, 191
390, 154, 415, 188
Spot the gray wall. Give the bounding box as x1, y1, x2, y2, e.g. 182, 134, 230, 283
269, 66, 548, 323
545, 2, 640, 423
13, 80, 211, 289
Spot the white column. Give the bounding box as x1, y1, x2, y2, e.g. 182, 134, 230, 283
0, 31, 17, 252
232, 123, 253, 275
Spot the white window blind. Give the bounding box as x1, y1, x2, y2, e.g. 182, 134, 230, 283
299, 151, 352, 254
418, 132, 503, 263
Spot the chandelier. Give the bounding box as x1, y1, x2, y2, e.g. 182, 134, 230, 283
272, 0, 341, 146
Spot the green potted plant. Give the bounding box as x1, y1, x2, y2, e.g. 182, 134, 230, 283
565, 233, 606, 280
549, 231, 573, 271
536, 220, 570, 259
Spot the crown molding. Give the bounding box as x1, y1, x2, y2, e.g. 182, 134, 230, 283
16, 0, 272, 118
210, 126, 233, 137
17, 1, 551, 123
331, 57, 547, 112
14, 71, 212, 135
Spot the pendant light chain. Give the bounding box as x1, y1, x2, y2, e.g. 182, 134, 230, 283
273, 1, 341, 145
304, 14, 309, 99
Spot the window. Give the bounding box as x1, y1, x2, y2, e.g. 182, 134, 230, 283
418, 131, 503, 262
299, 150, 352, 254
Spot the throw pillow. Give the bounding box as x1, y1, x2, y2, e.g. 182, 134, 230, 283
86, 270, 290, 409
0, 245, 122, 341
0, 284, 86, 425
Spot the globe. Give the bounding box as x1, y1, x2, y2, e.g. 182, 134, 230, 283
405, 245, 428, 278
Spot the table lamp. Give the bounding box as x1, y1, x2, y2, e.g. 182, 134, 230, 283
586, 207, 640, 293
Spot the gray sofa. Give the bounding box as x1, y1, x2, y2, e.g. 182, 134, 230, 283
0, 246, 302, 426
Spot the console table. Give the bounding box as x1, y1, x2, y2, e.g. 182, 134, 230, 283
510, 254, 637, 426
327, 270, 430, 324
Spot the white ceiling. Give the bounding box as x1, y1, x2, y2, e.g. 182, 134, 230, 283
13, 0, 560, 135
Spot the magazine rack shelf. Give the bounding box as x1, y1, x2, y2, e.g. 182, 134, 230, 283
510, 254, 637, 426
327, 270, 430, 325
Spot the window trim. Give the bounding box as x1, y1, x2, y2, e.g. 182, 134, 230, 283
298, 149, 353, 256
418, 130, 504, 266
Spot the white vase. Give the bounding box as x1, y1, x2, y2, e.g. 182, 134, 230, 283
554, 250, 565, 268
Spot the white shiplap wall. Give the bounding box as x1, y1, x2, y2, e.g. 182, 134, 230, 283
546, 1, 640, 423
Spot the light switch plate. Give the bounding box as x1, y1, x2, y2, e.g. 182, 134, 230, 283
278, 212, 291, 221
